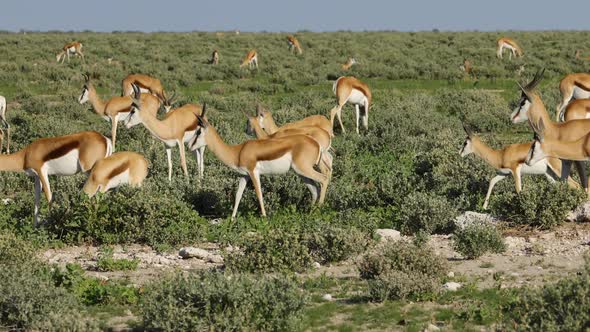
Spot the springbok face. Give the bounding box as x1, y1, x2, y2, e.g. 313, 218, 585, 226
78, 85, 89, 104
245, 117, 257, 136
459, 137, 473, 157
124, 84, 143, 128
510, 94, 531, 123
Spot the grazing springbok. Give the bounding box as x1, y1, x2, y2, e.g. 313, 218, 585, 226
575, 50, 590, 61
330, 76, 371, 134
125, 84, 205, 181
511, 69, 590, 191
287, 35, 303, 54
78, 75, 162, 151
83, 151, 148, 197
460, 125, 577, 209
255, 104, 333, 138
240, 50, 258, 68
0, 95, 10, 154
496, 37, 523, 60
243, 109, 333, 181
57, 41, 85, 63
0, 131, 112, 225
561, 99, 590, 122
341, 58, 357, 70
121, 74, 167, 104
211, 50, 219, 65
556, 73, 590, 121
189, 105, 329, 219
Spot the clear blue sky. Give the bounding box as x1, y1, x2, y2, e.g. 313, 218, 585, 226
1, 0, 589, 32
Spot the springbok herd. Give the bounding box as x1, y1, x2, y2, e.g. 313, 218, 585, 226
1, 35, 590, 225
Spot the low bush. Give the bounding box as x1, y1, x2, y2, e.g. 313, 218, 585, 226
452, 222, 506, 259
141, 271, 306, 331
96, 247, 139, 272
358, 240, 449, 301
395, 192, 458, 235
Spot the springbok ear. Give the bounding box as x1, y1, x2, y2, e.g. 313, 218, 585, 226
525, 68, 545, 91
256, 103, 265, 116
516, 81, 533, 101
83, 73, 90, 83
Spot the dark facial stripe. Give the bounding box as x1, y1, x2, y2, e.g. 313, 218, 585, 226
42, 141, 80, 162
107, 160, 130, 179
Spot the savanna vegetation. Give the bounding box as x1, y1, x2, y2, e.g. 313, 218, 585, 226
1, 30, 590, 330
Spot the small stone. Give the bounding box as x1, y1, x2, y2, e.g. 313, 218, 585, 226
447, 271, 455, 278
424, 323, 440, 331
179, 247, 210, 259
313, 262, 321, 269
322, 294, 333, 301
207, 254, 224, 264
375, 229, 401, 242
442, 282, 462, 292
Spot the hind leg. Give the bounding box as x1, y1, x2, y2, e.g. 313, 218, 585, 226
574, 161, 589, 192
301, 177, 319, 205
294, 164, 328, 205
557, 88, 574, 121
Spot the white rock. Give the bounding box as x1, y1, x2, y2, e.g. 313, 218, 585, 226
322, 294, 333, 301
566, 201, 590, 222
447, 271, 455, 278
376, 229, 401, 242
313, 262, 321, 269
207, 254, 224, 264
454, 211, 497, 229
179, 247, 210, 259
424, 323, 440, 331
2, 198, 12, 205
442, 282, 462, 292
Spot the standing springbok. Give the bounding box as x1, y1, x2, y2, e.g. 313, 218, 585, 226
57, 41, 85, 63
0, 95, 10, 154
255, 105, 333, 137
121, 74, 167, 103
83, 151, 148, 197
496, 37, 523, 60
460, 58, 477, 80
561, 99, 590, 122
211, 50, 219, 65
330, 76, 371, 134
460, 125, 578, 209
0, 131, 111, 225
240, 50, 258, 68
287, 35, 303, 54
511, 69, 590, 191
189, 105, 329, 219
125, 84, 205, 181
78, 75, 162, 151
556, 73, 590, 121
341, 58, 357, 70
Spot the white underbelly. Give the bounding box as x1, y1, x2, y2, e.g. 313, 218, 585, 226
117, 111, 131, 122
573, 87, 590, 99
347, 89, 367, 106
521, 160, 548, 175
43, 149, 81, 176
256, 153, 292, 175
105, 169, 130, 191
182, 131, 196, 143
68, 47, 76, 53
503, 44, 516, 51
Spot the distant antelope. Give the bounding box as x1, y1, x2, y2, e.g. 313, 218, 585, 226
56, 41, 85, 63
0, 95, 10, 154
341, 58, 357, 70
460, 59, 477, 80
496, 37, 523, 60
83, 152, 148, 197
189, 105, 329, 219
330, 76, 371, 134
0, 131, 112, 225
561, 99, 590, 122
121, 74, 167, 104
287, 35, 303, 54
460, 125, 577, 209
575, 50, 590, 60
255, 104, 333, 137
556, 73, 590, 121
240, 50, 258, 69
211, 50, 219, 65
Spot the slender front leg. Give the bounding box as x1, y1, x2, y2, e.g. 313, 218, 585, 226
111, 115, 118, 152
514, 166, 523, 192
249, 170, 266, 217
574, 161, 589, 192
561, 159, 573, 181
336, 106, 345, 134
483, 174, 507, 210
178, 140, 189, 180
33, 176, 41, 226
199, 146, 205, 178
166, 147, 173, 182
231, 176, 249, 220
354, 104, 360, 135
39, 170, 52, 204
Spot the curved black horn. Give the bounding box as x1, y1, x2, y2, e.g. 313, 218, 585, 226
131, 83, 141, 98
462, 123, 473, 137
524, 68, 545, 91
83, 73, 90, 82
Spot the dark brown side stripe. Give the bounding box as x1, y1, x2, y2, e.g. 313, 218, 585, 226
42, 141, 80, 162
574, 81, 590, 92
107, 160, 130, 179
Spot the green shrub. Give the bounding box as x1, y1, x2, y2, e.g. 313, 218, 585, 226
490, 181, 585, 229
358, 241, 449, 301
96, 247, 139, 272
141, 271, 306, 331
306, 224, 372, 264
452, 222, 506, 259
395, 192, 458, 235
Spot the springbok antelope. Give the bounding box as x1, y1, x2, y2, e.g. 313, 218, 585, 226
240, 50, 258, 69
287, 35, 303, 54
496, 37, 523, 60
0, 95, 10, 154
83, 151, 148, 197
460, 59, 477, 80
341, 58, 357, 70
125, 84, 205, 181
121, 74, 167, 103
211, 50, 219, 65
243, 109, 333, 181
189, 105, 329, 219
575, 50, 590, 60
556, 73, 590, 121
255, 105, 333, 138
511, 69, 590, 190
330, 76, 371, 134
78, 75, 162, 151
57, 41, 84, 63
460, 126, 577, 209
0, 131, 111, 225
561, 99, 590, 122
